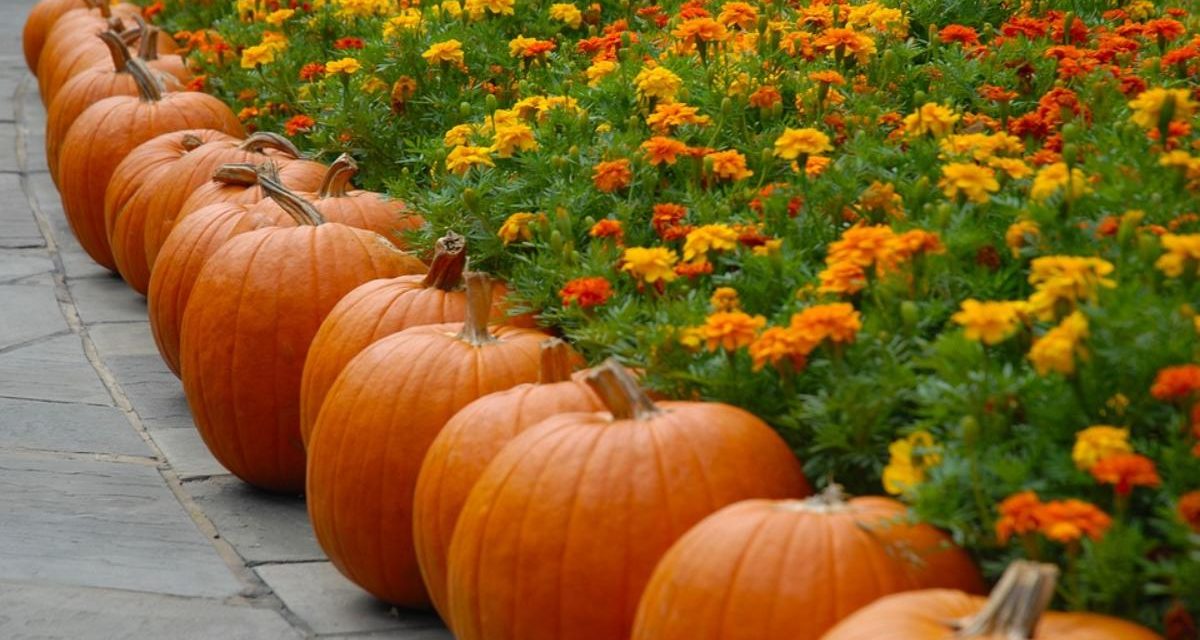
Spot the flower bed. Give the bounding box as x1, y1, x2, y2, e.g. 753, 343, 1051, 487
34, 0, 1200, 633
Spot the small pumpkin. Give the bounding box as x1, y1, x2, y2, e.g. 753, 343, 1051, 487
413, 337, 602, 616
24, 0, 91, 72
306, 273, 552, 607
132, 21, 189, 84
298, 232, 510, 443
631, 486, 985, 640
820, 561, 1162, 640
57, 59, 243, 271
445, 361, 811, 640
180, 175, 426, 493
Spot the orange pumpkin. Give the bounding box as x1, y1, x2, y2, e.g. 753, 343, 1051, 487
306, 273, 551, 607
57, 59, 243, 271
22, 0, 120, 73
820, 561, 1162, 640
445, 361, 811, 640
134, 23, 190, 84
298, 232, 511, 443
45, 30, 183, 184
413, 337, 602, 616
179, 177, 425, 493
630, 487, 985, 640
36, 4, 141, 107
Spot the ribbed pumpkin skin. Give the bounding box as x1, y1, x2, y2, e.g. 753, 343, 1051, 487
819, 589, 1163, 640
104, 129, 241, 293
57, 92, 243, 271
23, 0, 91, 73
34, 5, 141, 107
147, 157, 327, 267
445, 403, 811, 640
179, 224, 426, 493
413, 371, 603, 617
147, 203, 285, 376
631, 497, 985, 640
306, 321, 551, 607
297, 277, 510, 443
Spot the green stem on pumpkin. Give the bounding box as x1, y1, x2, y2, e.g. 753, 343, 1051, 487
586, 359, 661, 421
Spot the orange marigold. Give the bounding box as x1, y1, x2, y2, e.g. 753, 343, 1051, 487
1090, 453, 1162, 495
642, 136, 689, 166
790, 302, 861, 345
592, 159, 632, 192
589, 219, 623, 242
284, 114, 315, 136
1035, 499, 1111, 544
706, 149, 753, 181
700, 311, 765, 352
996, 491, 1042, 544
1151, 364, 1200, 403
750, 326, 813, 372
1179, 491, 1200, 532
559, 276, 613, 309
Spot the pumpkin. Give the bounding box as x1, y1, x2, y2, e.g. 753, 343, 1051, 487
445, 361, 810, 640
298, 232, 512, 443
146, 136, 326, 267
179, 175, 426, 493
22, 0, 125, 73
306, 273, 551, 607
630, 486, 985, 640
36, 5, 141, 107
820, 561, 1162, 640
134, 23, 190, 84
413, 337, 602, 616
57, 59, 243, 271
45, 30, 183, 184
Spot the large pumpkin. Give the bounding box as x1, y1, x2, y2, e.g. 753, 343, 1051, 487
820, 561, 1161, 640
306, 273, 551, 607
45, 30, 182, 184
298, 232, 510, 443
445, 361, 811, 640
134, 23, 191, 84
631, 487, 985, 640
57, 59, 243, 271
23, 0, 93, 72
179, 177, 425, 493
413, 337, 602, 616
36, 5, 143, 107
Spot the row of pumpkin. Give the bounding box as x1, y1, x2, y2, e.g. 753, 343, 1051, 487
23, 1, 1164, 638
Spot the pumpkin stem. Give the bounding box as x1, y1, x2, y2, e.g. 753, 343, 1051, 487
952, 561, 1059, 639
538, 338, 574, 384
211, 162, 260, 186
97, 30, 132, 72
115, 19, 137, 43
237, 131, 303, 158
457, 272, 497, 346
137, 22, 160, 60
125, 57, 163, 103
421, 231, 467, 291
318, 154, 358, 198
180, 133, 206, 152
96, 0, 111, 18
258, 170, 324, 227
586, 359, 660, 421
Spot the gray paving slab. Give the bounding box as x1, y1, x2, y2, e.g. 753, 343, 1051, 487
0, 396, 150, 457
68, 275, 147, 324
86, 322, 160, 357
24, 172, 109, 279
0, 334, 112, 405
101, 353, 193, 429
0, 248, 52, 282
186, 476, 323, 564
256, 562, 452, 637
0, 173, 42, 248
0, 450, 245, 598
0, 581, 301, 640
0, 276, 67, 349
152, 427, 229, 480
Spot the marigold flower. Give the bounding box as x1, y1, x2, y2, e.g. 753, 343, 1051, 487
284, 114, 314, 136
592, 159, 632, 192
445, 145, 494, 175
588, 219, 623, 242
749, 326, 813, 372
952, 299, 1027, 345
1072, 426, 1132, 470
491, 123, 538, 157
325, 57, 361, 76
773, 128, 833, 160
548, 2, 582, 28
1129, 87, 1197, 130
939, 163, 999, 204
299, 62, 326, 81
709, 287, 739, 312
464, 0, 513, 17
1155, 234, 1200, 278
498, 212, 542, 245
1090, 453, 1161, 495
996, 491, 1041, 544
1035, 499, 1111, 543
903, 102, 959, 138
264, 8, 294, 25
634, 66, 682, 102
1030, 162, 1091, 202
559, 276, 612, 309
813, 27, 876, 62
642, 136, 688, 166
651, 203, 688, 238
789, 302, 861, 345
939, 24, 979, 46
1028, 311, 1089, 376
1027, 256, 1115, 320
705, 149, 753, 181
585, 60, 618, 86
621, 247, 678, 284
717, 1, 757, 29
422, 39, 465, 66
748, 85, 781, 109
882, 431, 940, 495
682, 224, 738, 263
857, 181, 904, 218
240, 43, 276, 68
1150, 364, 1200, 403
673, 17, 729, 43
334, 37, 364, 50
808, 70, 846, 85
1178, 491, 1200, 532
646, 102, 711, 133
700, 311, 765, 352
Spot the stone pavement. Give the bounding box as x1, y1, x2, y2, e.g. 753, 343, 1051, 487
0, 0, 452, 637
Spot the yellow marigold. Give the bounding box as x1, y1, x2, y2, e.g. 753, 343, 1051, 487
939, 132, 1025, 161
1028, 311, 1089, 376
903, 102, 959, 138
988, 157, 1033, 179
646, 102, 711, 133
548, 2, 582, 28
1027, 256, 1115, 320
508, 35, 537, 57
264, 8, 294, 25
673, 17, 729, 43
585, 59, 618, 86
790, 302, 861, 345
717, 1, 757, 29
260, 31, 288, 51
858, 181, 904, 218
634, 66, 682, 102
678, 326, 705, 350
332, 0, 390, 18
445, 145, 494, 175
621, 247, 679, 284
752, 238, 782, 257
710, 287, 741, 311
464, 0, 513, 17
952, 299, 1027, 345
882, 431, 940, 495
325, 57, 361, 75
1030, 162, 1090, 203
939, 162, 999, 204
706, 149, 753, 181
491, 123, 538, 157
701, 311, 766, 352
240, 44, 276, 68
750, 326, 814, 371
773, 127, 833, 160
683, 224, 739, 262
1128, 87, 1197, 130
382, 11, 422, 37
498, 212, 542, 245
817, 260, 867, 295
422, 39, 465, 66
1006, 220, 1040, 257
1155, 234, 1200, 278
443, 124, 475, 147
1072, 426, 1132, 471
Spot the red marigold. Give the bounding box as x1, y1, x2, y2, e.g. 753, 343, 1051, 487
1145, 18, 1186, 42
559, 276, 613, 309
651, 203, 687, 237
185, 75, 207, 92
939, 25, 979, 46
334, 37, 365, 50
589, 219, 624, 242
1090, 453, 1162, 496
674, 261, 713, 278
1151, 364, 1200, 403
1178, 490, 1200, 533
299, 62, 326, 81
284, 114, 315, 136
